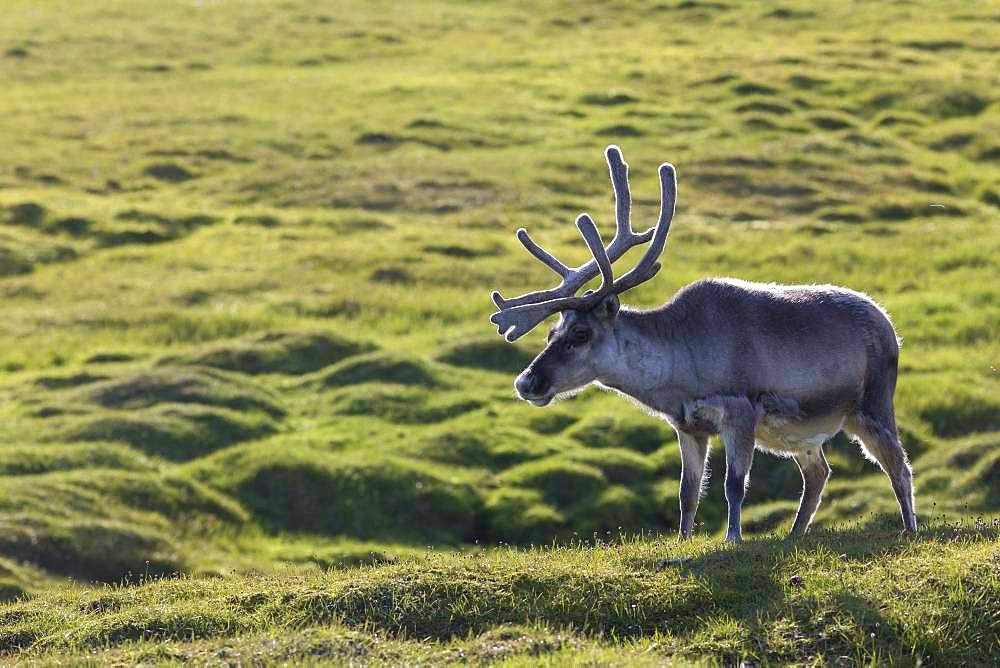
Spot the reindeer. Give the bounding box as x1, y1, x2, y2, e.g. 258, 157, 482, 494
489, 146, 916, 542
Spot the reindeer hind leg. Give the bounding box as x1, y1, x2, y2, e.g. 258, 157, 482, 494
790, 446, 831, 536
847, 335, 916, 533
845, 413, 917, 533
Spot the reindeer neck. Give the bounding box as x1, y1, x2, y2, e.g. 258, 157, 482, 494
594, 306, 691, 419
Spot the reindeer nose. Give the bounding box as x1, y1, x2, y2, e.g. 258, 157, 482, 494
515, 369, 549, 398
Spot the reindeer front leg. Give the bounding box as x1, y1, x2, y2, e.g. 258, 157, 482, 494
686, 396, 758, 542
677, 430, 710, 539
720, 399, 758, 542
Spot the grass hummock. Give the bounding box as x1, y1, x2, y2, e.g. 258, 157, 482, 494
0, 0, 996, 663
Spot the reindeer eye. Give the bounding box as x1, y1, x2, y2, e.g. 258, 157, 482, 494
572, 329, 591, 344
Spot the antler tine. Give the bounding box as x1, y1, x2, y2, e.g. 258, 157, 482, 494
491, 299, 568, 342
490, 148, 675, 340
515, 228, 570, 278
491, 227, 570, 309
491, 213, 615, 342
605, 145, 656, 244
492, 145, 655, 311
575, 213, 613, 295
490, 227, 573, 309
611, 162, 677, 294
605, 145, 631, 241
490, 234, 602, 311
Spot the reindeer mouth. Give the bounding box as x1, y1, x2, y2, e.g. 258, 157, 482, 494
515, 388, 555, 407
525, 393, 554, 407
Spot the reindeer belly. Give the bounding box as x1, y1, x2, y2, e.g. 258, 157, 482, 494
680, 394, 849, 456
754, 411, 846, 456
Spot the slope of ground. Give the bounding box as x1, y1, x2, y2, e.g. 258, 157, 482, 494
3, 527, 998, 665
0, 0, 997, 663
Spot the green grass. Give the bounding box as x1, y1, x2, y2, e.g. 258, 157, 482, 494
3, 527, 998, 664
0, 0, 997, 663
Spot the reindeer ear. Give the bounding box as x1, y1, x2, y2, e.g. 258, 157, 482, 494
598, 293, 620, 322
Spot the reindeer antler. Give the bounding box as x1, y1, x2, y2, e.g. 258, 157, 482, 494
490, 146, 676, 342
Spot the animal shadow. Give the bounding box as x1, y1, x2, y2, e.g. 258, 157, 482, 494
651, 521, 995, 664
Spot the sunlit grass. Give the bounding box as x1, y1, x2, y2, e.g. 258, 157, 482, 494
0, 0, 997, 663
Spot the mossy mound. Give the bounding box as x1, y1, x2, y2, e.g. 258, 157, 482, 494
0, 470, 248, 525
329, 385, 481, 424
569, 448, 659, 485
0, 245, 35, 277
0, 515, 184, 583
267, 539, 428, 570
527, 411, 579, 435
5, 202, 47, 227
33, 371, 108, 389
437, 339, 535, 374
66, 403, 279, 461
740, 500, 799, 533
917, 395, 1000, 438
85, 471, 249, 523
408, 426, 562, 470
317, 352, 443, 388
485, 445, 675, 540
0, 230, 77, 277
0, 557, 38, 603
956, 440, 1000, 507
83, 366, 284, 417
483, 488, 565, 544
742, 454, 813, 505
498, 458, 608, 506
901, 376, 1000, 438
285, 552, 716, 641
916, 432, 996, 473
94, 209, 218, 247
190, 446, 481, 543
45, 366, 287, 459
0, 469, 246, 582
570, 485, 657, 535
567, 414, 675, 453
0, 442, 153, 476
169, 330, 371, 375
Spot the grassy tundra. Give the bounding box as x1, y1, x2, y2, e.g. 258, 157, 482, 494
0, 0, 997, 664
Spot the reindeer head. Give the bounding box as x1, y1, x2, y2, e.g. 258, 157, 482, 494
490, 146, 677, 406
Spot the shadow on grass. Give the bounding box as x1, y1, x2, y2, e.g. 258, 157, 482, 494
656, 518, 999, 663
